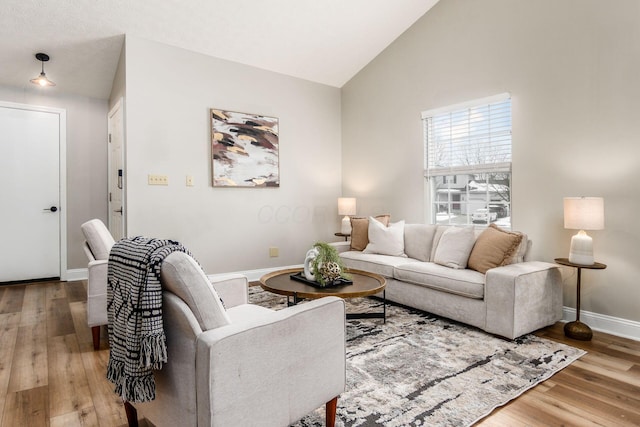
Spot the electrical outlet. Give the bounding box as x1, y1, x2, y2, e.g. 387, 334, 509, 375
148, 174, 168, 185
269, 247, 279, 257
186, 175, 194, 187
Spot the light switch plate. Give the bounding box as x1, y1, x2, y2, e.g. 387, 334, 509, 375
148, 174, 168, 185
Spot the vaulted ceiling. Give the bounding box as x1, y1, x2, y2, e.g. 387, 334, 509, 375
0, 0, 439, 99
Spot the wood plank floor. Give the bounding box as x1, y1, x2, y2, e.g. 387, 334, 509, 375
0, 280, 638, 427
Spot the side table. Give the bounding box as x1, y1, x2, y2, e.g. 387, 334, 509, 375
554, 257, 606, 341
334, 232, 350, 241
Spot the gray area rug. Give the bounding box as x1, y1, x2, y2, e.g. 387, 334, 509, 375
248, 287, 586, 427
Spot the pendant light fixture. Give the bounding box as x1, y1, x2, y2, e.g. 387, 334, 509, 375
30, 53, 56, 87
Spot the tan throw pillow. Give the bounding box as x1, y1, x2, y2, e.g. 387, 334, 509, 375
468, 224, 524, 274
505, 232, 529, 264
350, 214, 391, 251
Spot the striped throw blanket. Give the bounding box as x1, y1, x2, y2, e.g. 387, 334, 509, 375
106, 236, 192, 403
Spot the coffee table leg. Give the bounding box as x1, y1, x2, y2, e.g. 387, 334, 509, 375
287, 293, 302, 306
345, 292, 386, 323
383, 289, 386, 324
286, 290, 386, 323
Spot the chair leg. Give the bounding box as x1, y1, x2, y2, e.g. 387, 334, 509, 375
124, 401, 138, 427
326, 396, 338, 427
92, 326, 101, 350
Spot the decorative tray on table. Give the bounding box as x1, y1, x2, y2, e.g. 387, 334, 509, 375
289, 272, 353, 288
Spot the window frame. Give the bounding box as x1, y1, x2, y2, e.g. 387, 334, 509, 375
422, 93, 512, 229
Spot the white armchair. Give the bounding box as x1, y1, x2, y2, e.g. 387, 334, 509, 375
129, 252, 346, 427
80, 219, 115, 350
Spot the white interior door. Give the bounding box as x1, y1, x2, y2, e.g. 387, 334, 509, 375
108, 99, 125, 241
0, 103, 65, 282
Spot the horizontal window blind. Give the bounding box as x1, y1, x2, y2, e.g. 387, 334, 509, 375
423, 94, 511, 177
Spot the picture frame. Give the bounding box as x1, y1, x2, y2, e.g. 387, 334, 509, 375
211, 109, 279, 187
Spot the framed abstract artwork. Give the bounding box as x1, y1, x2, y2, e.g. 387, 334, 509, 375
211, 109, 279, 187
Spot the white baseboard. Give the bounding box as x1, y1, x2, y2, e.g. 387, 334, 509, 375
208, 264, 303, 282
66, 268, 88, 281
563, 307, 640, 341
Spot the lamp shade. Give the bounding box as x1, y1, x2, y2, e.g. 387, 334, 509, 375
30, 53, 56, 87
338, 198, 356, 216
563, 197, 604, 230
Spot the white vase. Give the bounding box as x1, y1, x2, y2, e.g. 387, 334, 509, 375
303, 248, 319, 281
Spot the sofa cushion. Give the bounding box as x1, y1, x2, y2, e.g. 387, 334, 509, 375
160, 252, 231, 331
468, 224, 524, 274
430, 226, 447, 261
350, 214, 390, 251
226, 304, 274, 323
340, 251, 417, 278
433, 226, 476, 269
403, 224, 438, 262
430, 225, 484, 261
393, 262, 485, 299
363, 218, 406, 257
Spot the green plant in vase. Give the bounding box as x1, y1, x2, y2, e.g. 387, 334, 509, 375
309, 242, 350, 287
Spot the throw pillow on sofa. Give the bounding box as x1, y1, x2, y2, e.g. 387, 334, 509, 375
404, 224, 438, 262
350, 214, 391, 251
433, 226, 476, 269
468, 224, 523, 274
363, 217, 406, 257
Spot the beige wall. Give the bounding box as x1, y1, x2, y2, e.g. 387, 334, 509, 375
121, 36, 343, 274
341, 0, 640, 322
0, 85, 109, 269
109, 43, 126, 111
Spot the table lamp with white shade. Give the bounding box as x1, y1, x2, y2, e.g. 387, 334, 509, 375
338, 197, 356, 234
563, 197, 604, 265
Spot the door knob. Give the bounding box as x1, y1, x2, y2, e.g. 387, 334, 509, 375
114, 208, 123, 214
43, 206, 58, 212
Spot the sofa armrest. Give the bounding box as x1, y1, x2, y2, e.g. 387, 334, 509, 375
86, 259, 109, 327
484, 261, 563, 339
87, 259, 107, 296
83, 241, 96, 262
196, 297, 346, 426
209, 274, 248, 308
329, 241, 351, 254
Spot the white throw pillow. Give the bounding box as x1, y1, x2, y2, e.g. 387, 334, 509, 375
363, 217, 406, 257
433, 226, 476, 269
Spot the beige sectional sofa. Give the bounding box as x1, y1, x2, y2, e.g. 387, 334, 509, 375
332, 221, 563, 340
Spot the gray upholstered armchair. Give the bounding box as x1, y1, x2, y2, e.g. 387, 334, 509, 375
130, 251, 346, 427
81, 219, 115, 350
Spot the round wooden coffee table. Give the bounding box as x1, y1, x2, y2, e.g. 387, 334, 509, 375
260, 268, 387, 322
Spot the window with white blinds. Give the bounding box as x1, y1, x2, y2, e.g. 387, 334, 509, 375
422, 93, 512, 228
423, 93, 511, 177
